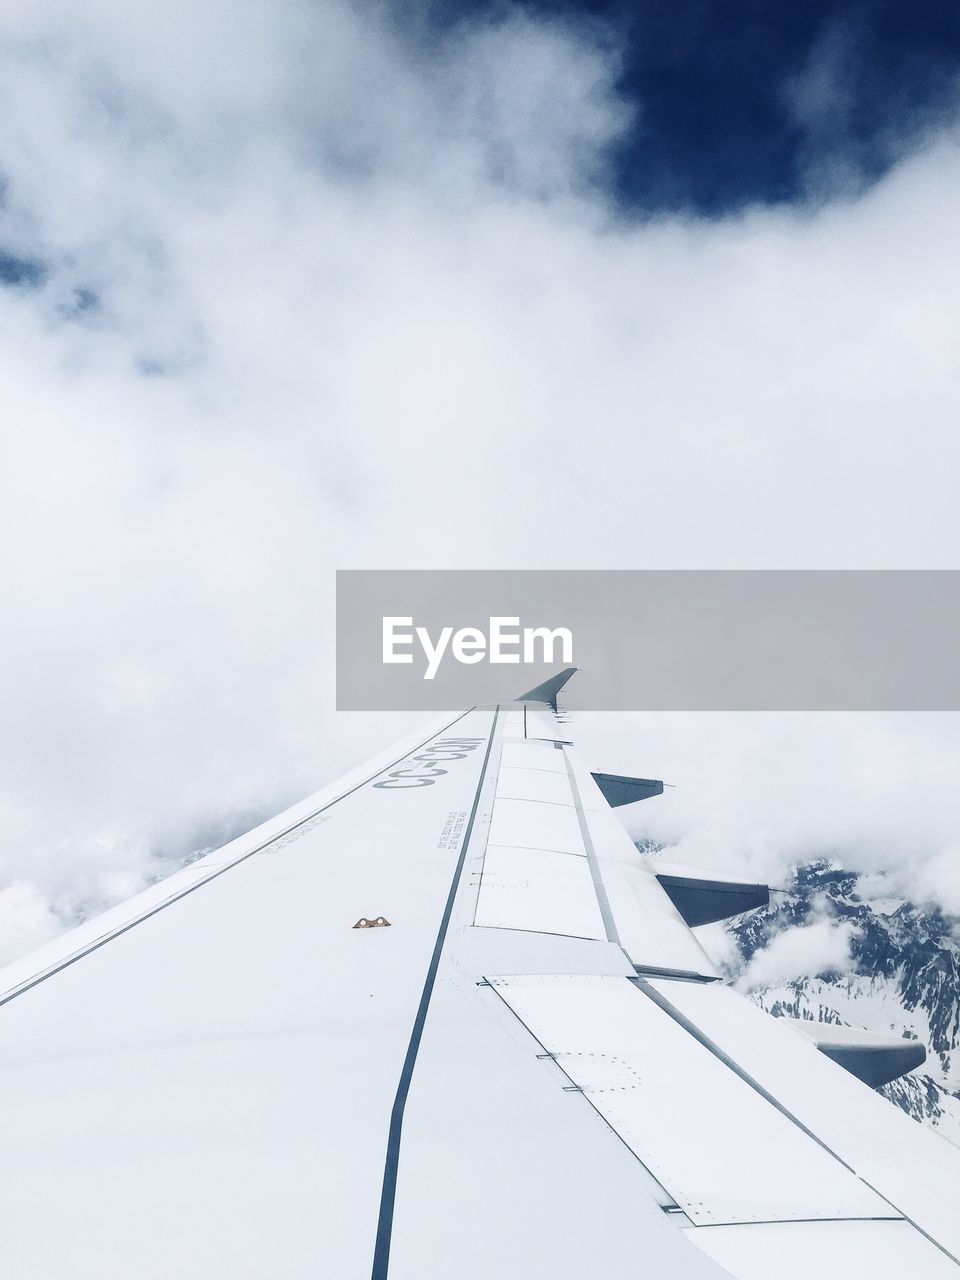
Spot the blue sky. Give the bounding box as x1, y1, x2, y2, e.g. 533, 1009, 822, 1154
4, 2, 958, 301
420, 0, 960, 211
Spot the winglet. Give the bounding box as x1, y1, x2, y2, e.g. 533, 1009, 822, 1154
516, 666, 577, 711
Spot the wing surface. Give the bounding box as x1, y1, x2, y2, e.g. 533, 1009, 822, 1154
0, 685, 957, 1278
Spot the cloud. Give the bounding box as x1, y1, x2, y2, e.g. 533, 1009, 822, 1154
917, 844, 960, 919
737, 913, 860, 991
0, 880, 59, 965
579, 710, 960, 910
689, 920, 741, 971
0, 2, 959, 959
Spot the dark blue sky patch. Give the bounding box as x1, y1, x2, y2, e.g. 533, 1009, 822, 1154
419, 0, 960, 213
0, 248, 47, 288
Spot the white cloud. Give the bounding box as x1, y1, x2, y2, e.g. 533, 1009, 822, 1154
0, 2, 959, 955
917, 843, 960, 918
690, 920, 742, 971
0, 880, 59, 964
576, 710, 960, 902
737, 915, 860, 991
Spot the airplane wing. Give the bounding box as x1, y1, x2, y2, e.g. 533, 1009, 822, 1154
1, 675, 958, 1278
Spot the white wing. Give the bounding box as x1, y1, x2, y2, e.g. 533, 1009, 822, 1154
0, 677, 957, 1279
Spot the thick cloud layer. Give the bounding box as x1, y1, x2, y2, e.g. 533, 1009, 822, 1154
576, 711, 960, 903
1, 1, 959, 961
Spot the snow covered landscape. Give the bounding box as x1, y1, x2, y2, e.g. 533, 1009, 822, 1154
719, 861, 960, 1145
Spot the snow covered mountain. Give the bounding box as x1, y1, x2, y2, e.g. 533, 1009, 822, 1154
722, 860, 960, 1145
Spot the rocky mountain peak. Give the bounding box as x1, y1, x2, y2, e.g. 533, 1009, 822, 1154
720, 858, 960, 1143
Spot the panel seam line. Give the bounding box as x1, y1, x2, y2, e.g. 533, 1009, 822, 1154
630, 977, 960, 1264
370, 705, 501, 1280
562, 750, 620, 946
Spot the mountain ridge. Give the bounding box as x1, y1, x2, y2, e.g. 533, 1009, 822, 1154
727, 860, 960, 1144
640, 852, 960, 1145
